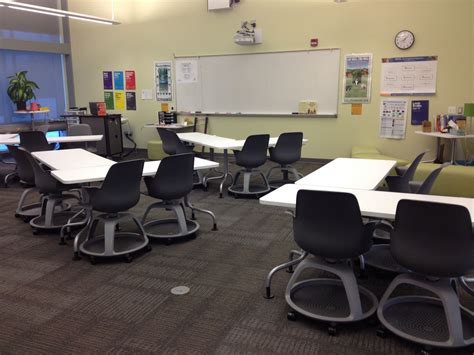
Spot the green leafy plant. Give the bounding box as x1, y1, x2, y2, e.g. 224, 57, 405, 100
7, 71, 39, 110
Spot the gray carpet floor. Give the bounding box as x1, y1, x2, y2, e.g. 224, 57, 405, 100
0, 153, 471, 354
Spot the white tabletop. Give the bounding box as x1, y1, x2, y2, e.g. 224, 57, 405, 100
260, 184, 474, 226
415, 131, 474, 139
178, 132, 308, 150
144, 123, 188, 130
0, 134, 103, 145
32, 148, 114, 170
296, 157, 396, 190
51, 157, 219, 184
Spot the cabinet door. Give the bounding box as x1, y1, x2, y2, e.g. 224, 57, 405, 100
79, 116, 107, 155
106, 115, 123, 155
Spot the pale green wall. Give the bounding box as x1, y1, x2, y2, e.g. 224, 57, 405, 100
68, 0, 473, 160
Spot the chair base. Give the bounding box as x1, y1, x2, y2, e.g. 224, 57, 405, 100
378, 273, 474, 349
364, 245, 410, 273
287, 278, 377, 323
143, 218, 199, 240
80, 212, 149, 259
30, 210, 77, 232
228, 168, 270, 196
379, 296, 474, 348
266, 164, 303, 189
80, 232, 148, 257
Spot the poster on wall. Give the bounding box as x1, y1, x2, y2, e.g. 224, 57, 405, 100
104, 91, 114, 110
154, 61, 173, 101
411, 100, 429, 125
343, 54, 372, 104
103, 71, 113, 90
176, 59, 198, 84
379, 99, 408, 139
114, 71, 124, 90
126, 92, 136, 110
380, 56, 437, 96
115, 91, 125, 110
125, 70, 136, 90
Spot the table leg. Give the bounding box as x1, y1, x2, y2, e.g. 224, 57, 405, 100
218, 149, 234, 198
451, 140, 456, 165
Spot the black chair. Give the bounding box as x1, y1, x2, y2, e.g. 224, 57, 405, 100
19, 131, 53, 152
284, 190, 378, 335
366, 163, 450, 273
142, 153, 202, 242
228, 134, 271, 196
79, 159, 149, 264
8, 145, 43, 221
158, 128, 193, 155
377, 200, 474, 351
66, 124, 97, 153
266, 132, 304, 188
386, 150, 427, 192
23, 149, 80, 233
2, 149, 17, 187
158, 128, 203, 185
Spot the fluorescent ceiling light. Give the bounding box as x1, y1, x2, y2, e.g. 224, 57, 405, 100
68, 15, 113, 25
8, 5, 66, 17
0, 0, 120, 25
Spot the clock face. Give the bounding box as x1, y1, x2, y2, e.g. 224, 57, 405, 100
395, 30, 415, 50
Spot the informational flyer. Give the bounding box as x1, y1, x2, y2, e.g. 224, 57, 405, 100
411, 100, 429, 125
343, 54, 372, 104
103, 71, 113, 90
114, 91, 125, 110
125, 70, 136, 90
104, 91, 114, 110
126, 91, 136, 110
154, 61, 172, 101
379, 99, 408, 139
114, 71, 124, 91
380, 56, 437, 96
176, 59, 198, 83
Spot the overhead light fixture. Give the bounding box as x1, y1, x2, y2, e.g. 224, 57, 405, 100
0, 0, 120, 25
8, 5, 65, 17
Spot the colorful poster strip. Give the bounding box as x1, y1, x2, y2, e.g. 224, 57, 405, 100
126, 91, 136, 110
125, 70, 136, 90
115, 91, 125, 110
114, 71, 124, 91
104, 91, 114, 110
103, 71, 113, 90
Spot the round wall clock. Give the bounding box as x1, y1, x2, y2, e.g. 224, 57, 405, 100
395, 30, 415, 50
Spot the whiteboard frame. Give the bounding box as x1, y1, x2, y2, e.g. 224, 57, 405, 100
174, 48, 341, 117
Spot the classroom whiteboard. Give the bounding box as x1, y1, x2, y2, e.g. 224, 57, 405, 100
175, 48, 341, 116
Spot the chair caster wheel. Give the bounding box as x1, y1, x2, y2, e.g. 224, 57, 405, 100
73, 252, 81, 261
124, 254, 133, 263
327, 325, 337, 336
286, 266, 294, 273
165, 238, 172, 246
421, 347, 432, 355
32, 229, 39, 235
145, 244, 152, 252
376, 327, 387, 338
59, 238, 66, 246
212, 224, 218, 231
287, 311, 297, 321
89, 256, 97, 265
22, 217, 30, 223
14, 213, 19, 218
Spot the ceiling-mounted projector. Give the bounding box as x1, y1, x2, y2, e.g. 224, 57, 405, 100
234, 20, 263, 45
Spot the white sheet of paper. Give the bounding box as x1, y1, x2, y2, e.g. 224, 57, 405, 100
141, 89, 153, 100
176, 59, 198, 84
379, 99, 408, 139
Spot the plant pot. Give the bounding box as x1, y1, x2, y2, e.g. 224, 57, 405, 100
16, 102, 27, 111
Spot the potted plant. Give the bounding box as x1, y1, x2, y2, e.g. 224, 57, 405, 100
7, 71, 39, 111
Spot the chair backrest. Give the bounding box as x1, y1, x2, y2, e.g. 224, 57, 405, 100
68, 124, 92, 136
145, 153, 194, 201
235, 134, 270, 168
20, 147, 60, 193
391, 199, 474, 277
293, 190, 372, 259
7, 145, 35, 185
66, 124, 94, 149
271, 132, 303, 165
19, 131, 52, 152
90, 159, 145, 213
403, 150, 427, 181
157, 128, 188, 155
415, 163, 448, 194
